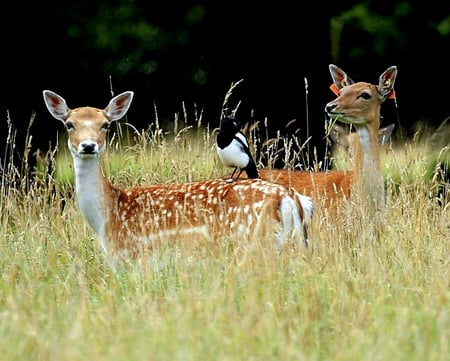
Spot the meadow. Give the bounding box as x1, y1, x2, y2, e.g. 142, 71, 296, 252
0, 110, 449, 361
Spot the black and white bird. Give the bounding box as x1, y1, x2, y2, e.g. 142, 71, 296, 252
216, 114, 259, 180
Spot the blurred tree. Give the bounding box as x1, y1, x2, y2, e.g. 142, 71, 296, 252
0, 0, 448, 175
65, 1, 206, 83
330, 2, 411, 62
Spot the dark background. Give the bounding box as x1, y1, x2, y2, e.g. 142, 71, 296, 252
1, 0, 449, 172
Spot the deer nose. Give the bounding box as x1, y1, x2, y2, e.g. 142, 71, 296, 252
80, 141, 98, 154
325, 103, 338, 113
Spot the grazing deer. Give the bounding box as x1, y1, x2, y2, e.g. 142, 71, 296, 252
42, 90, 314, 260
253, 64, 397, 230
330, 123, 395, 169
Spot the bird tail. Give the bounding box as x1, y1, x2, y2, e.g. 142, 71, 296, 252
245, 162, 260, 179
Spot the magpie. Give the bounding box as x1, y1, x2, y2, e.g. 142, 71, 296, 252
216, 115, 259, 180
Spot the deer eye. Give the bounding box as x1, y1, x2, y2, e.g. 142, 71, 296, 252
101, 122, 111, 131
65, 121, 75, 130
359, 92, 371, 100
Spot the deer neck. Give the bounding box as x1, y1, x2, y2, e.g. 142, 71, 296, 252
72, 154, 111, 247
353, 123, 385, 210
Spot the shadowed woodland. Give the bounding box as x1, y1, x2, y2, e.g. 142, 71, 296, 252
1, 1, 449, 173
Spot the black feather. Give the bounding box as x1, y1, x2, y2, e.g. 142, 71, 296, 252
216, 115, 259, 179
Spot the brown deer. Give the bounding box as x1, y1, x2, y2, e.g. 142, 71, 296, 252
330, 123, 395, 169
42, 90, 314, 260
254, 64, 397, 230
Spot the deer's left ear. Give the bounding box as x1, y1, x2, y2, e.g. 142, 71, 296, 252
378, 66, 397, 101
105, 91, 134, 121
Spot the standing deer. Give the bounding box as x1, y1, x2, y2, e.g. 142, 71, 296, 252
253, 64, 397, 230
325, 64, 396, 221
42, 90, 314, 260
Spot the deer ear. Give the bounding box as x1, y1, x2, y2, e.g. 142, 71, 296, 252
378, 66, 397, 101
105, 91, 134, 121
330, 124, 351, 148
43, 90, 70, 122
329, 64, 355, 90
378, 123, 395, 145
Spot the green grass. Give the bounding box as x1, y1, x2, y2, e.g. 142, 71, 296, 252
0, 114, 449, 361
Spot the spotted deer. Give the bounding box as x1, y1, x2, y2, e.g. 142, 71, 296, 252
254, 64, 397, 230
43, 90, 314, 260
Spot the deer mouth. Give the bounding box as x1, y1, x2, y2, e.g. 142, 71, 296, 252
72, 149, 100, 159
325, 111, 347, 124
327, 112, 367, 126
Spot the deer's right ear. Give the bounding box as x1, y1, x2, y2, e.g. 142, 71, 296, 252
43, 90, 70, 122
329, 64, 355, 90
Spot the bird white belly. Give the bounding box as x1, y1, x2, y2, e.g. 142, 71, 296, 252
216, 140, 249, 168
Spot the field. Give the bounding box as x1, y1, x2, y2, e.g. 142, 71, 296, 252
0, 113, 449, 361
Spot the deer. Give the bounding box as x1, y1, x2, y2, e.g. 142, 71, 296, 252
250, 64, 397, 231
42, 90, 314, 261
330, 122, 395, 169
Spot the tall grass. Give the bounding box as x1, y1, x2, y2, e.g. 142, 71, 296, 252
0, 111, 449, 361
